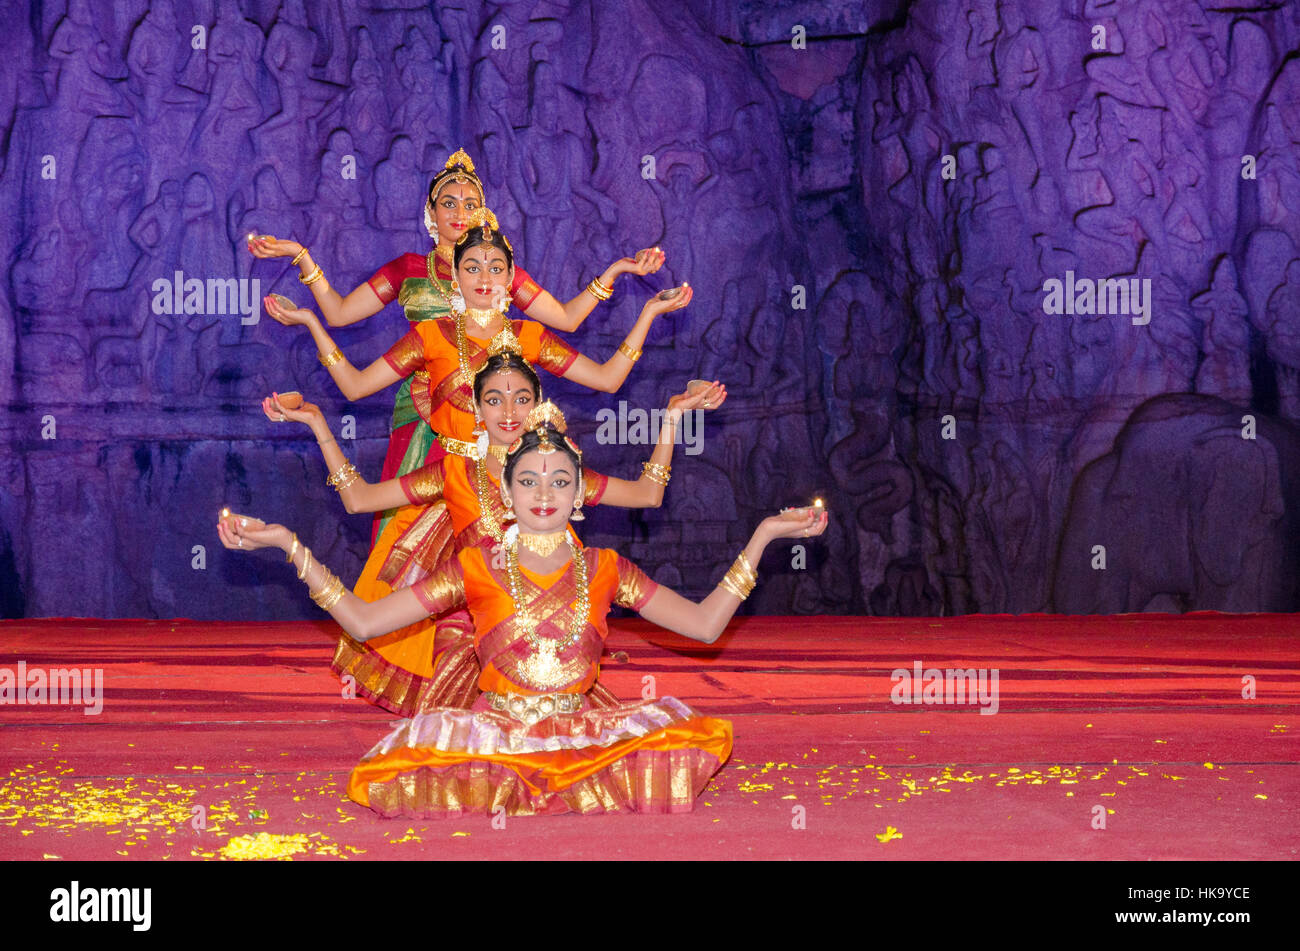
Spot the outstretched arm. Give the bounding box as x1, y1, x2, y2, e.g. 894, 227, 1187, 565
263, 394, 409, 514
560, 286, 692, 393
263, 295, 403, 401
217, 517, 438, 641
599, 381, 726, 509
248, 235, 387, 327
524, 248, 667, 333
636, 507, 828, 644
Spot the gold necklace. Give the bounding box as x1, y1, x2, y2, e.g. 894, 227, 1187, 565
472, 456, 509, 543
453, 308, 476, 393
487, 444, 508, 465
518, 531, 567, 557
507, 537, 590, 690
464, 306, 500, 332
425, 247, 459, 311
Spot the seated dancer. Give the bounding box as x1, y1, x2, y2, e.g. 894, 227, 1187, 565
260, 356, 726, 712
248, 148, 665, 546
261, 208, 692, 710
217, 424, 828, 817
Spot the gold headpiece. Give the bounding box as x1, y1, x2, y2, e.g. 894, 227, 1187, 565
524, 400, 567, 433
429, 148, 484, 204
486, 321, 523, 357
444, 148, 476, 173
456, 206, 514, 254
505, 421, 581, 460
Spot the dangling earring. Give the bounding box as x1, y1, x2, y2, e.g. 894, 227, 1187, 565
501, 493, 515, 519
473, 414, 490, 460
424, 200, 438, 239
571, 476, 586, 521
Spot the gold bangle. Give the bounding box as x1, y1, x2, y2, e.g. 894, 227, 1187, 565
297, 548, 312, 582
318, 347, 343, 368
735, 551, 757, 586
300, 264, 324, 285
587, 277, 613, 301
719, 574, 750, 600
286, 533, 300, 564
291, 247, 309, 266
311, 573, 346, 610
617, 341, 641, 362
641, 461, 671, 486
719, 551, 757, 600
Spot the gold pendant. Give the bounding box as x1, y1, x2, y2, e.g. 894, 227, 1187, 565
519, 640, 564, 689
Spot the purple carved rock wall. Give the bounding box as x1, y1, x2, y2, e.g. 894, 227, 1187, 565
3, 0, 1300, 620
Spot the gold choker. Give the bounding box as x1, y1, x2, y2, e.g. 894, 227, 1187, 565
464, 307, 499, 330
486, 444, 508, 464
518, 531, 567, 557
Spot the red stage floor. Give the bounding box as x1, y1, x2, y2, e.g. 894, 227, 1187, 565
1, 614, 1296, 860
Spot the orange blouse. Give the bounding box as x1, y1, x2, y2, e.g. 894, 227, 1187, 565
383, 319, 579, 440
412, 546, 658, 696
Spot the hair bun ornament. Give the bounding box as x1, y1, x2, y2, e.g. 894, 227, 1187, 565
523, 400, 567, 433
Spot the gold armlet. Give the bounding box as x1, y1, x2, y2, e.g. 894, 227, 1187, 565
299, 264, 325, 285
326, 462, 360, 491
318, 347, 344, 368
587, 277, 613, 301
641, 461, 671, 486
617, 341, 642, 362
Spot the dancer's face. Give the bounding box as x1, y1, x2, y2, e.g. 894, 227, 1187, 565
457, 244, 511, 309
431, 182, 481, 244
508, 449, 579, 535
476, 369, 535, 445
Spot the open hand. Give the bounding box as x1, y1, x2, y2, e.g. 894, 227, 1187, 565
645, 283, 692, 317
247, 234, 303, 260
262, 391, 324, 427
264, 294, 318, 328
620, 247, 666, 277
761, 506, 829, 541
669, 380, 726, 413
217, 512, 289, 553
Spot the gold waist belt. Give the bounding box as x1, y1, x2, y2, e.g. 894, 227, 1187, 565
437, 432, 477, 458
485, 690, 583, 724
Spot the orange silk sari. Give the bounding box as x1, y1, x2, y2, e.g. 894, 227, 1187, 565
347, 547, 733, 817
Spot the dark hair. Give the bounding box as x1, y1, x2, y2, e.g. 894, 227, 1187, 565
474, 352, 541, 404
454, 227, 514, 271
503, 426, 582, 488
